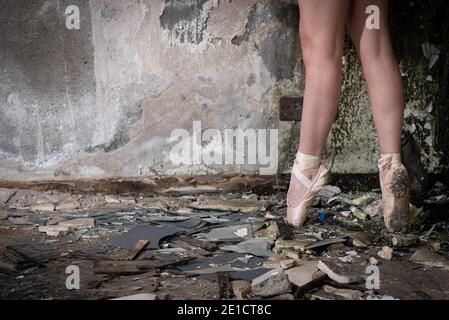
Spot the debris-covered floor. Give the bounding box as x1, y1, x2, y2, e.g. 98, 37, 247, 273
1, 178, 449, 300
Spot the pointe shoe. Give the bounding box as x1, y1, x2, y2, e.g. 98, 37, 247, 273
379, 156, 411, 233
286, 162, 330, 227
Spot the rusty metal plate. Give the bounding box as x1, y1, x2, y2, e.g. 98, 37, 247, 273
279, 96, 303, 121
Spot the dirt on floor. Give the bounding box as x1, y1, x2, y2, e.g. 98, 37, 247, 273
0, 177, 448, 300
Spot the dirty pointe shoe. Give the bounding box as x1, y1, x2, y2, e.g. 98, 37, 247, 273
378, 154, 411, 233
286, 153, 330, 227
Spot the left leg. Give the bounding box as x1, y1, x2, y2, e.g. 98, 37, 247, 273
347, 0, 410, 232
347, 0, 403, 155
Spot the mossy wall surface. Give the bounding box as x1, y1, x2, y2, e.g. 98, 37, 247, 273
280, 0, 449, 174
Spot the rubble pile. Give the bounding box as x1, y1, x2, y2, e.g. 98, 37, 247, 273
0, 181, 448, 300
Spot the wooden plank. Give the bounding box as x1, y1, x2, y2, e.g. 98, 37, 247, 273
177, 235, 217, 252
128, 240, 149, 261
94, 261, 156, 275
94, 256, 194, 275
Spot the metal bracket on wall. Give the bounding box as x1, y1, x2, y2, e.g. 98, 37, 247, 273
279, 96, 303, 121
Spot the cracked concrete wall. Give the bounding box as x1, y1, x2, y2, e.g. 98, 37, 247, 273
0, 0, 448, 181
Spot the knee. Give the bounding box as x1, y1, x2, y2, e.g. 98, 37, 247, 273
358, 37, 395, 69
358, 40, 381, 66
300, 32, 343, 68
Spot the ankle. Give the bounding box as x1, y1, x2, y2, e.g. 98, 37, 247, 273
295, 151, 321, 171
380, 153, 401, 164
378, 153, 401, 184
378, 153, 401, 170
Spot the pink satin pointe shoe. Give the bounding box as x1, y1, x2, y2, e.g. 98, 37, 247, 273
286, 161, 330, 227
378, 154, 411, 233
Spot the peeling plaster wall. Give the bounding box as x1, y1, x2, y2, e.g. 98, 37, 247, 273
0, 0, 96, 177
0, 0, 448, 180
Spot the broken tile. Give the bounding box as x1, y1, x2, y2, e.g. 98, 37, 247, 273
220, 238, 273, 257
184, 265, 247, 275
176, 253, 267, 281
59, 218, 95, 229
317, 185, 341, 198
56, 201, 80, 211
189, 198, 266, 213
323, 285, 363, 300
254, 222, 280, 241
169, 239, 209, 257
377, 246, 393, 261
285, 261, 324, 287
111, 293, 157, 300
119, 197, 137, 205
339, 211, 352, 218
327, 243, 347, 256
267, 293, 295, 300
347, 195, 375, 207
176, 235, 217, 252
280, 259, 296, 269
106, 225, 181, 250
392, 234, 418, 247
275, 238, 315, 252
348, 232, 371, 248
38, 225, 71, 237
31, 201, 55, 212
310, 291, 338, 300
363, 199, 383, 218
168, 217, 204, 231
146, 216, 191, 222
431, 242, 441, 251
251, 268, 290, 297
281, 249, 300, 260
201, 224, 253, 242
338, 251, 358, 263
263, 256, 288, 269
105, 195, 120, 204
46, 216, 66, 226
0, 208, 10, 220
365, 294, 398, 300
317, 260, 361, 284
305, 236, 347, 251
202, 217, 231, 224
157, 248, 187, 255
8, 217, 34, 225
369, 257, 379, 266
409, 247, 449, 270
232, 280, 252, 300
350, 207, 368, 220
0, 188, 17, 204
94, 259, 187, 275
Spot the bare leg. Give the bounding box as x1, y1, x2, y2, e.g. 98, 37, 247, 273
347, 0, 410, 232
292, 1, 350, 193
347, 0, 404, 159
287, 0, 350, 226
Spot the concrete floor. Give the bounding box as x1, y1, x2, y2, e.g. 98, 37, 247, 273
0, 180, 448, 300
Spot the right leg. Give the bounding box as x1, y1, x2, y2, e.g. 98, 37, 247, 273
288, 0, 351, 226
298, 0, 351, 155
